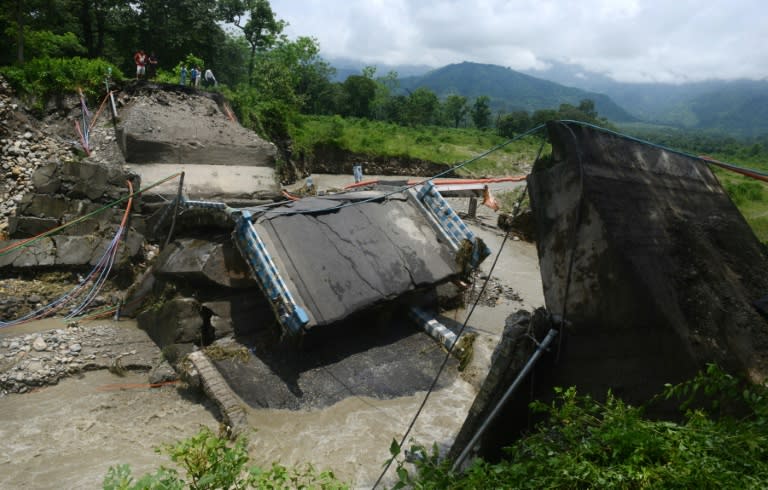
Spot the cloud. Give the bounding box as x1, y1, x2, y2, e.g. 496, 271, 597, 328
270, 0, 767, 83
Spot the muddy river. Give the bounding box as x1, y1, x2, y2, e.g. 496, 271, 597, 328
0, 189, 544, 488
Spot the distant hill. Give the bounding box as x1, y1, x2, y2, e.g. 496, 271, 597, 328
327, 57, 432, 82
522, 61, 768, 137
398, 62, 637, 122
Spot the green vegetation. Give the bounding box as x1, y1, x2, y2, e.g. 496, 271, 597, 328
288, 115, 547, 177
390, 364, 768, 489
1, 57, 122, 109
102, 426, 346, 490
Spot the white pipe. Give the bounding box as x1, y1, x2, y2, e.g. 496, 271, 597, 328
409, 306, 462, 356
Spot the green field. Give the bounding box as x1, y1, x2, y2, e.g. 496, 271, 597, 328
290, 115, 547, 177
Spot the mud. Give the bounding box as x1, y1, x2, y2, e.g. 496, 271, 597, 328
0, 369, 219, 489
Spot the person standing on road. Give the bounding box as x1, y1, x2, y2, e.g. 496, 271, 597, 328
180, 65, 188, 86
190, 66, 198, 87
194, 66, 202, 87
204, 68, 217, 87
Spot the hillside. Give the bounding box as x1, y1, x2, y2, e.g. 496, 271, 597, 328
398, 62, 637, 122
522, 61, 768, 136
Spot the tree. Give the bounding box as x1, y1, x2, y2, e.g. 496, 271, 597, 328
578, 99, 597, 119
381, 94, 408, 124
218, 0, 285, 82
406, 87, 439, 126
1, 0, 80, 64
443, 94, 468, 128
471, 95, 492, 129
531, 108, 558, 126
371, 70, 399, 120
497, 110, 531, 137
266, 36, 336, 114
342, 75, 377, 118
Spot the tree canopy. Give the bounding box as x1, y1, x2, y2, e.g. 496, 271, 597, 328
0, 0, 609, 144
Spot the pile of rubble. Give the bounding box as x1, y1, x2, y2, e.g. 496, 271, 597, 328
0, 76, 75, 237
0, 322, 169, 396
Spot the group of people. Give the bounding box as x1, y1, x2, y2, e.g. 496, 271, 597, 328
179, 66, 217, 88
133, 49, 218, 88
133, 50, 158, 80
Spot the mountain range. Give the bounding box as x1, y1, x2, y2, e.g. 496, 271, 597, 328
330, 58, 768, 137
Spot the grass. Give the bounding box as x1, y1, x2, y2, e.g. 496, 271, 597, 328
289, 115, 547, 177
713, 169, 768, 244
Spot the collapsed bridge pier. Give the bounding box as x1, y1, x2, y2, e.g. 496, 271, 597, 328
449, 120, 768, 464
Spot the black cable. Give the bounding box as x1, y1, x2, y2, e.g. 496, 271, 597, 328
553, 121, 587, 361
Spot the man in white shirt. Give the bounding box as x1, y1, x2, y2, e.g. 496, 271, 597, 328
204, 69, 217, 87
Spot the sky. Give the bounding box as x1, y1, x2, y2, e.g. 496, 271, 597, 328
269, 0, 768, 84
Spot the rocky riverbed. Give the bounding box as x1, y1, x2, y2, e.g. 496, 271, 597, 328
0, 319, 174, 396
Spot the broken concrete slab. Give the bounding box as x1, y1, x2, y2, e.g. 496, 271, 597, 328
116, 87, 278, 198
242, 191, 465, 330
0, 232, 144, 268
212, 311, 461, 410
528, 120, 768, 399
117, 91, 276, 167
448, 309, 553, 463
155, 237, 257, 288
123, 163, 278, 199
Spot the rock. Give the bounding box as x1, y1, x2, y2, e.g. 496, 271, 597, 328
148, 361, 178, 384
32, 336, 47, 352
137, 297, 204, 347
69, 343, 82, 353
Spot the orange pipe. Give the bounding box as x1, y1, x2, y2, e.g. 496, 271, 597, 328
343, 175, 527, 190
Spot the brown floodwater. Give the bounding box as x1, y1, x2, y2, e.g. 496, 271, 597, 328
0, 186, 544, 489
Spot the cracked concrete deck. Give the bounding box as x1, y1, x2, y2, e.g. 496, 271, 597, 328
252, 191, 462, 329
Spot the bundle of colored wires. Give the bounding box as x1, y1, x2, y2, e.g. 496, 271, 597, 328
0, 181, 133, 328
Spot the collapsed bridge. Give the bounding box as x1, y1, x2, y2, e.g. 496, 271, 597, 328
181, 180, 491, 336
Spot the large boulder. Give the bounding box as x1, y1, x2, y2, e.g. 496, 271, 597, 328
137, 297, 204, 347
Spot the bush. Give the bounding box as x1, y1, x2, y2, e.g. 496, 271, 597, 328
1, 56, 123, 109
103, 426, 346, 489
725, 181, 766, 205
392, 364, 768, 489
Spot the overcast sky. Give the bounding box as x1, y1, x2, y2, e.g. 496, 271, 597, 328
270, 0, 767, 84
